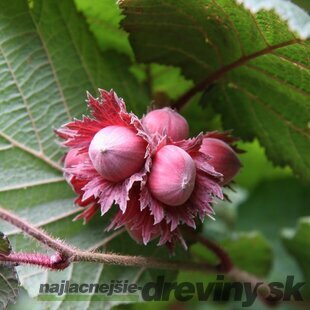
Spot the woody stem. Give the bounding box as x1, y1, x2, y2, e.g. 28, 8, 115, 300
0, 206, 277, 306
0, 206, 214, 272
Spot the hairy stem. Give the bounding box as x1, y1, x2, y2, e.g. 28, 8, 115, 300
0, 252, 70, 270
0, 206, 214, 273
0, 206, 74, 257
0, 206, 277, 306
73, 251, 215, 273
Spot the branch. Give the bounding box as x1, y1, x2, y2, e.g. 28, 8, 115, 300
183, 228, 278, 307
72, 251, 215, 273
171, 39, 301, 110
183, 227, 233, 272
0, 206, 74, 257
0, 206, 277, 306
0, 252, 70, 270
0, 206, 214, 273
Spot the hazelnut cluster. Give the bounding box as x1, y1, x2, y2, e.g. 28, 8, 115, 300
56, 90, 241, 248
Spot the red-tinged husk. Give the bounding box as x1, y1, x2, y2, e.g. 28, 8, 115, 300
56, 90, 151, 215
108, 134, 224, 248
56, 89, 234, 249
64, 149, 97, 210
107, 185, 186, 247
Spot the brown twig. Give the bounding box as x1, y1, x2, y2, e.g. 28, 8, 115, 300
0, 206, 278, 306
0, 206, 74, 257
0, 206, 214, 273
184, 227, 233, 272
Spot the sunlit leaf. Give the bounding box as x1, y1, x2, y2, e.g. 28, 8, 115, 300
282, 217, 310, 298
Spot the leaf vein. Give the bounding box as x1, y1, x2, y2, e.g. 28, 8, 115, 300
0, 130, 63, 172
0, 177, 65, 193
245, 63, 309, 96
55, 2, 97, 93
29, 10, 72, 121
271, 52, 309, 69
0, 271, 17, 299
159, 0, 223, 65
144, 43, 212, 70
0, 45, 43, 153
211, 0, 245, 56
230, 82, 309, 138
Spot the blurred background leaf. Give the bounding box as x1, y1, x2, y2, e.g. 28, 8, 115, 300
236, 178, 309, 301
75, 0, 132, 56
282, 217, 310, 298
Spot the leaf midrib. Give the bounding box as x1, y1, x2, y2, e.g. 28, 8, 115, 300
28, 9, 72, 121
0, 130, 63, 172
172, 38, 307, 109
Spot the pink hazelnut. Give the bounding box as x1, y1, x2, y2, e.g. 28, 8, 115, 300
148, 145, 196, 206
126, 225, 159, 244
64, 149, 89, 183
64, 148, 87, 168
200, 138, 241, 185
142, 107, 189, 141
88, 125, 147, 182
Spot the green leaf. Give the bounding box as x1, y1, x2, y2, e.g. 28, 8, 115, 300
0, 0, 148, 227
282, 217, 310, 297
223, 232, 272, 277
120, 0, 310, 182
0, 232, 19, 308
236, 178, 309, 284
238, 0, 310, 38
75, 0, 133, 56
149, 64, 193, 100
74, 1, 195, 107
0, 0, 150, 198
191, 232, 272, 277
235, 140, 292, 189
